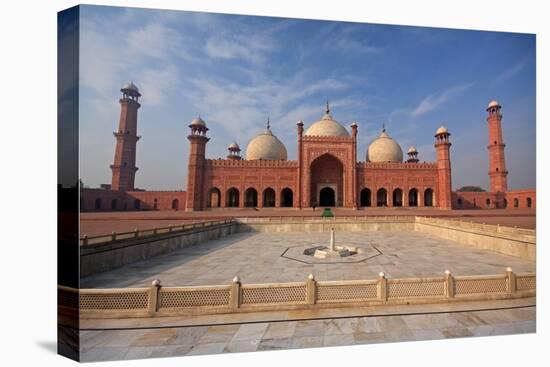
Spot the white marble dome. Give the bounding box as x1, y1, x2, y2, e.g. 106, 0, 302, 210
246, 127, 287, 160
121, 81, 139, 93
435, 126, 448, 135
190, 116, 206, 127
367, 129, 403, 163
487, 100, 501, 109
304, 107, 350, 137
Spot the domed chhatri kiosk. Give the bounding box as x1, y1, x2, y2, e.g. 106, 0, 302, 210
185, 101, 456, 211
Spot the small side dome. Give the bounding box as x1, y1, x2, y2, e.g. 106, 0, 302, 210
435, 126, 448, 135
366, 128, 403, 163
408, 146, 417, 154
190, 116, 206, 127
487, 100, 501, 109
246, 121, 287, 160
228, 141, 240, 150
304, 103, 350, 137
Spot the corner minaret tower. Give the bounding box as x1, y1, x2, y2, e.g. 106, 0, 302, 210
185, 116, 209, 211
435, 126, 452, 209
111, 82, 141, 191
486, 100, 508, 193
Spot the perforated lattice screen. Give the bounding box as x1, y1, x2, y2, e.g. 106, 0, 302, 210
516, 276, 536, 291
159, 288, 230, 308
241, 286, 306, 304
317, 284, 377, 302
80, 292, 149, 310
455, 277, 507, 295
388, 280, 445, 298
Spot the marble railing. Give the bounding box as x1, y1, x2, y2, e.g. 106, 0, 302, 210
59, 269, 535, 319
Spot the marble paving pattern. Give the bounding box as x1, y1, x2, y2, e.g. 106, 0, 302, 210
79, 306, 536, 362
82, 231, 535, 288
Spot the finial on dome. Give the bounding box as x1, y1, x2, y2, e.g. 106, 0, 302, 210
266, 116, 270, 130
325, 100, 330, 114
382, 122, 386, 133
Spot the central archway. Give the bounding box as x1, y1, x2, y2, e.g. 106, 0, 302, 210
310, 154, 344, 207
319, 187, 336, 206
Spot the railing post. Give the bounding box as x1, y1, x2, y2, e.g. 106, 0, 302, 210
168, 224, 172, 233
506, 267, 516, 294
230, 276, 241, 310
82, 235, 88, 246
134, 228, 139, 238
149, 279, 161, 315
444, 270, 454, 298
378, 272, 387, 302
306, 274, 316, 305
111, 231, 116, 241
153, 227, 157, 235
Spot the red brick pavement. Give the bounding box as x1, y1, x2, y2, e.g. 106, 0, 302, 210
80, 208, 535, 236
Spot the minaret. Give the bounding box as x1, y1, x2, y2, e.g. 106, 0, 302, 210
350, 121, 358, 209
407, 146, 419, 163
111, 82, 141, 191
227, 141, 241, 160
185, 116, 209, 211
486, 100, 508, 192
297, 120, 304, 209
434, 126, 452, 209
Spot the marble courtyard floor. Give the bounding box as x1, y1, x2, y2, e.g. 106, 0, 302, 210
81, 231, 535, 288
77, 300, 536, 361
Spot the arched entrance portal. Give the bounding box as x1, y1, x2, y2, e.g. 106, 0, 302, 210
244, 188, 258, 207
207, 188, 221, 208
262, 188, 275, 207
393, 188, 403, 207
424, 188, 434, 207
226, 188, 239, 207
281, 188, 293, 207
409, 188, 418, 207
310, 154, 344, 207
377, 188, 387, 207
360, 188, 371, 207
319, 187, 336, 206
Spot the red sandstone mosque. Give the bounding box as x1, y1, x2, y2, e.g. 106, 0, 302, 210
80, 82, 536, 212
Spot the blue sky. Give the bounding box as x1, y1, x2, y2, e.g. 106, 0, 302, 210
78, 5, 536, 191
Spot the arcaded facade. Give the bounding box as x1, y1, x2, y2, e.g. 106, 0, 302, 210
81, 84, 535, 212
185, 103, 453, 211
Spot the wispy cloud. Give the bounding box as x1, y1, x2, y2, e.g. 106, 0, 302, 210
205, 33, 276, 64
411, 82, 474, 117
495, 57, 529, 83
329, 37, 382, 54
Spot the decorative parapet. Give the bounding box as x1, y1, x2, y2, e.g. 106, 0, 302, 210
60, 269, 535, 319
414, 216, 536, 238
357, 162, 438, 169
205, 159, 299, 168
80, 219, 234, 246
302, 135, 354, 142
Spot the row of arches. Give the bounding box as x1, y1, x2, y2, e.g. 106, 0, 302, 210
513, 197, 533, 208
359, 188, 434, 207
456, 197, 532, 209
89, 197, 180, 211
208, 187, 294, 208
